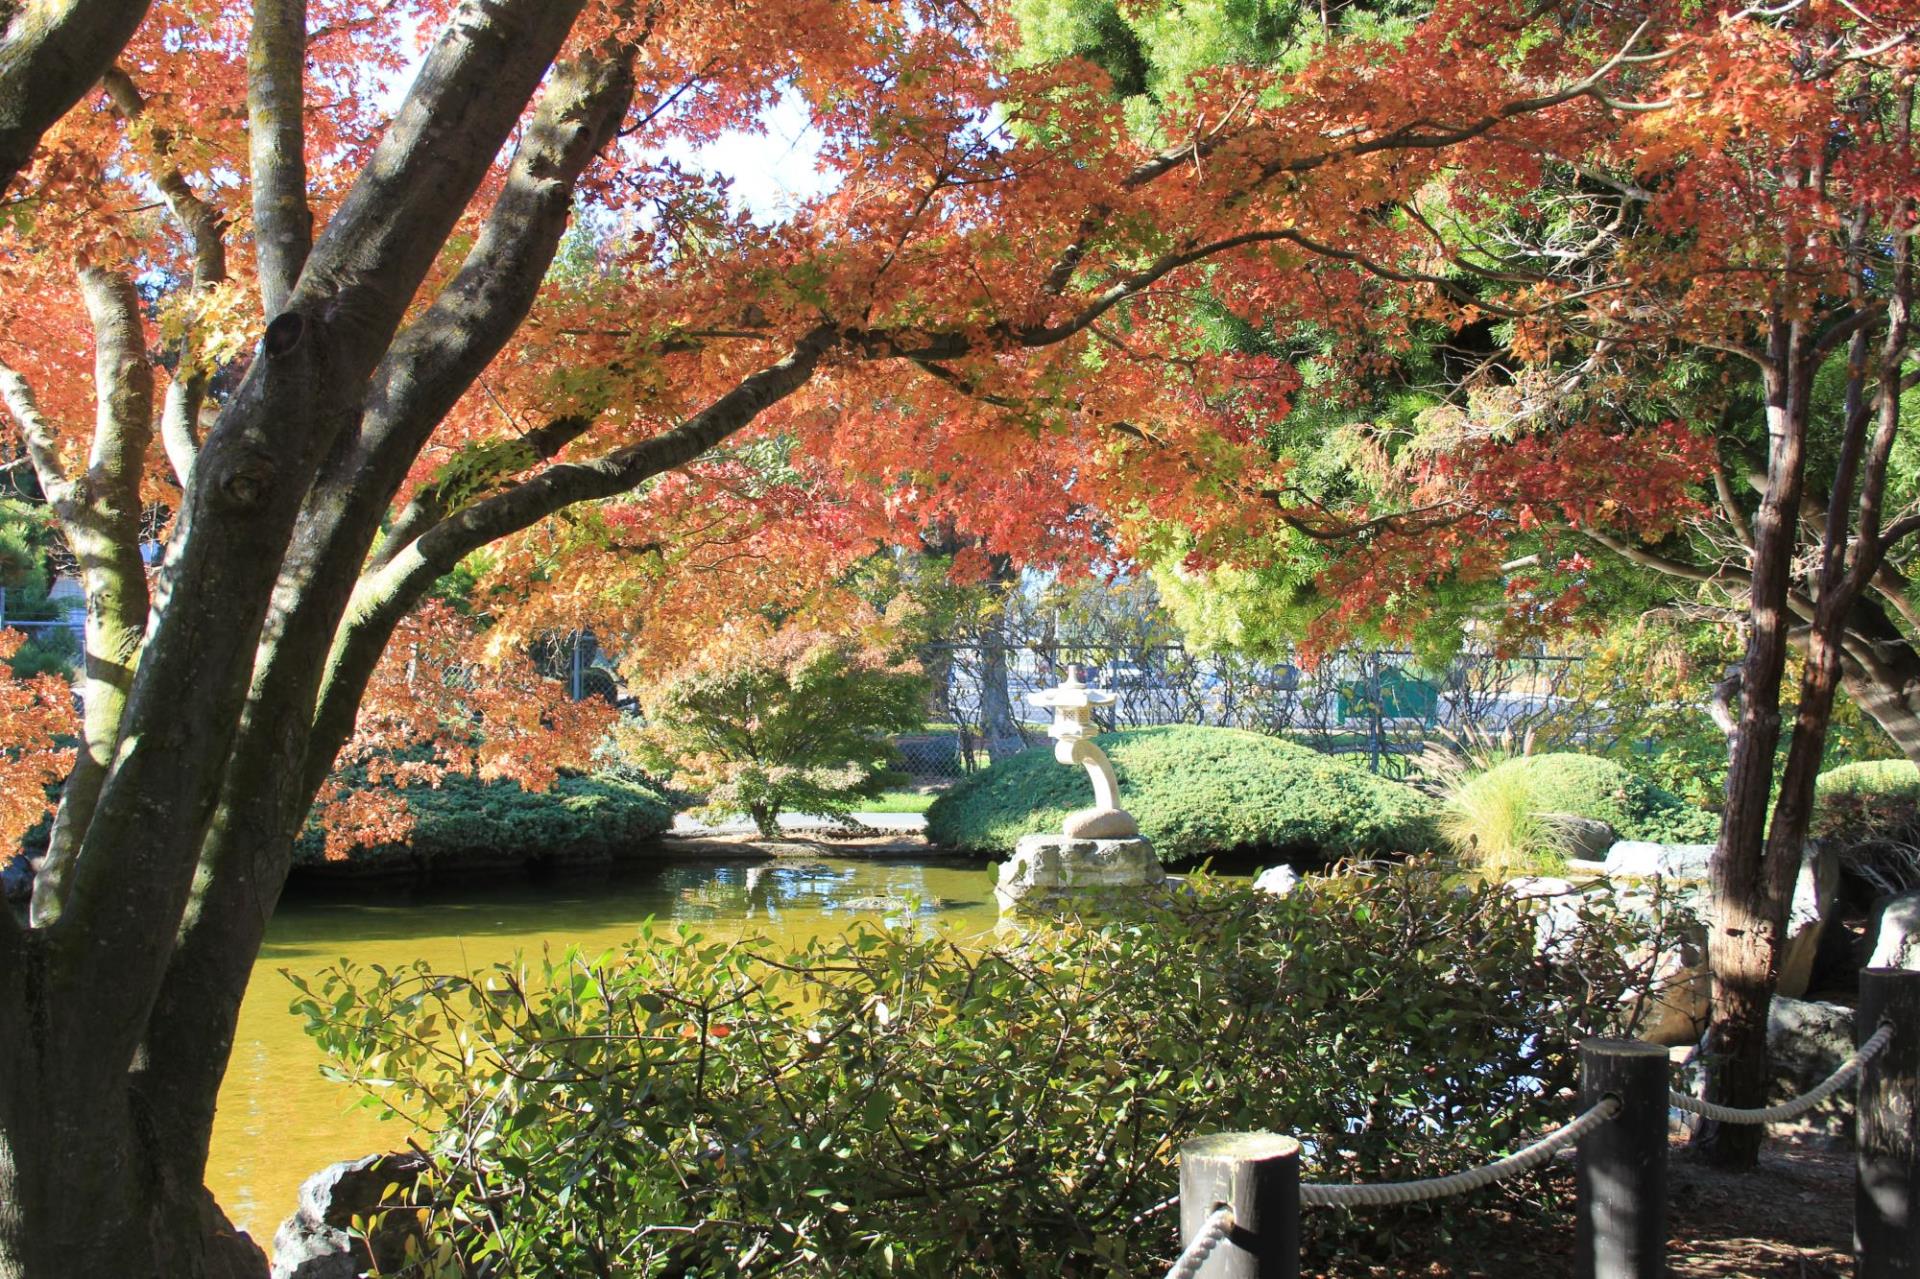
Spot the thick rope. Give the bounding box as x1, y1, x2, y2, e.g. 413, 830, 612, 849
1669, 1022, 1894, 1125
1164, 1206, 1234, 1279
1298, 1097, 1621, 1208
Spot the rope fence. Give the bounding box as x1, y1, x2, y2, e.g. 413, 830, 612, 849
1164, 967, 1918, 1279
1666, 1021, 1892, 1125
1296, 1096, 1619, 1209
1162, 1206, 1234, 1279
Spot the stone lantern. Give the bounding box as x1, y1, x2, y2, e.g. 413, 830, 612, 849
994, 667, 1164, 913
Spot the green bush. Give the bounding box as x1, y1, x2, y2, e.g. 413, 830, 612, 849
1815, 760, 1920, 893
295, 864, 1687, 1276
631, 620, 927, 836
294, 770, 677, 872
924, 725, 1437, 860
1816, 759, 1920, 800
1453, 753, 1718, 847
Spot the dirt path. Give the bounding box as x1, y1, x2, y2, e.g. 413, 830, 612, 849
1317, 1133, 1852, 1278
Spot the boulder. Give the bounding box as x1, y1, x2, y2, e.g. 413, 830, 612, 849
1631, 936, 1711, 1047
1867, 889, 1920, 969
996, 834, 1164, 912
1544, 814, 1616, 861
1599, 840, 1839, 999
271, 1152, 428, 1279
1766, 997, 1858, 1141
1604, 841, 1715, 879
1252, 865, 1300, 897
1777, 844, 1840, 998
1505, 875, 1576, 901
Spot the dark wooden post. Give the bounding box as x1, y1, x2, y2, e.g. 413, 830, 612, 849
1576, 1038, 1668, 1279
1857, 967, 1920, 1278
1178, 1132, 1300, 1279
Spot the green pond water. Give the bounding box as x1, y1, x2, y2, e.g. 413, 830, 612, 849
211, 857, 1001, 1243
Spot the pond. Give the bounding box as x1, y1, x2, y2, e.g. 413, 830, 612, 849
210, 857, 1001, 1243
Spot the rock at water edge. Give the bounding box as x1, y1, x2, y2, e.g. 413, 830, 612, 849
271, 1153, 428, 1279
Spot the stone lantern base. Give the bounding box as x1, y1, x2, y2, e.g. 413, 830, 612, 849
995, 833, 1166, 913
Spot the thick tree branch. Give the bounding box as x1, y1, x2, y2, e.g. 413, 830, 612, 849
46, 0, 593, 1076
0, 355, 71, 503
307, 323, 841, 786
249, 0, 309, 318
0, 0, 154, 194
31, 267, 154, 923
101, 65, 227, 487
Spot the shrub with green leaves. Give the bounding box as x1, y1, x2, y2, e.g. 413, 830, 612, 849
294, 864, 1686, 1277
631, 619, 928, 836
1448, 753, 1718, 853
925, 725, 1437, 861
1815, 759, 1920, 894
293, 770, 676, 873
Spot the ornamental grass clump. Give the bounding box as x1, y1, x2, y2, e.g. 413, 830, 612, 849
629, 609, 928, 836
295, 863, 1690, 1276
1439, 760, 1569, 875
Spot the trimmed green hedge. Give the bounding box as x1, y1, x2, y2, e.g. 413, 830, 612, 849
924, 725, 1437, 861
1456, 753, 1718, 844
1816, 759, 1920, 799
295, 770, 678, 874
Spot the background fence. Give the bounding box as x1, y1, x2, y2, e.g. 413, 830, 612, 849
898, 642, 1593, 782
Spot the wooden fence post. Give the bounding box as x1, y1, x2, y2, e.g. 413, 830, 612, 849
1178, 1132, 1300, 1279
1576, 1038, 1668, 1279
1857, 967, 1920, 1279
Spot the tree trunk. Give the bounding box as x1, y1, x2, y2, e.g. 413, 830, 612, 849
0, 981, 267, 1279
1697, 329, 1810, 1170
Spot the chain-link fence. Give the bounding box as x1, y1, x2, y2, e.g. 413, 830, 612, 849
896, 642, 1591, 783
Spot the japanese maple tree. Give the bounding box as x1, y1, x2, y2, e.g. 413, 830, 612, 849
0, 0, 1700, 1272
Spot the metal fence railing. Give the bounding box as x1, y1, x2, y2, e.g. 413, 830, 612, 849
905, 642, 1591, 782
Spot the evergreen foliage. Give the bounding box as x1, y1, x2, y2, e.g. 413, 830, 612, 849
925, 724, 1437, 860
293, 771, 677, 873
1451, 753, 1719, 847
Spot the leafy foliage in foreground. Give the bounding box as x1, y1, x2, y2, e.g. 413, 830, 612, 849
1451, 753, 1718, 849
295, 866, 1687, 1277
292, 770, 676, 873
925, 725, 1437, 860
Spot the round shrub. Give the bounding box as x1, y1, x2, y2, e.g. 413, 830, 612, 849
1456, 753, 1717, 845
295, 770, 678, 875
1815, 760, 1920, 894
1817, 759, 1920, 799
924, 725, 1437, 860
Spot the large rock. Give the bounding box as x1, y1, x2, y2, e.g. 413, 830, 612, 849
996, 834, 1165, 913
1545, 814, 1616, 861
1778, 845, 1840, 997
1766, 997, 1858, 1141
271, 1153, 428, 1279
1633, 936, 1711, 1046
1604, 841, 1715, 879
1252, 865, 1300, 897
1868, 889, 1920, 969
1599, 840, 1840, 999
